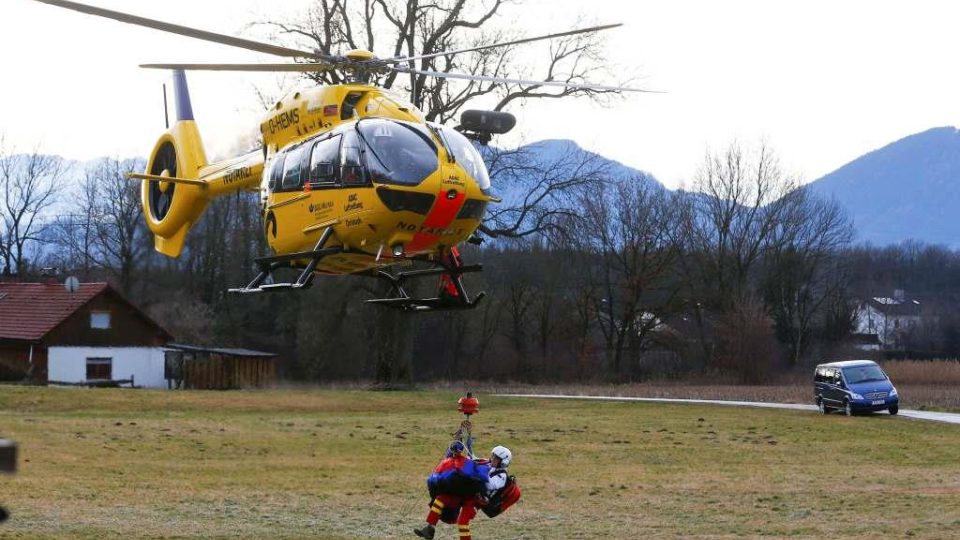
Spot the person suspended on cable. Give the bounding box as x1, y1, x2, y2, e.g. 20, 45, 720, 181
414, 443, 518, 540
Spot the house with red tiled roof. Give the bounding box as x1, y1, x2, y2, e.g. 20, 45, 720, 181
0, 281, 173, 386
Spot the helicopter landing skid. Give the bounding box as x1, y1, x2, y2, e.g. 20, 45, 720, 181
365, 263, 485, 312
228, 227, 342, 294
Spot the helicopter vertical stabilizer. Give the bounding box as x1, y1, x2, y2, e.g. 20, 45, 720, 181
141, 70, 211, 257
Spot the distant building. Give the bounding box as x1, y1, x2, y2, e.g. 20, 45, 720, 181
0, 281, 173, 386
855, 289, 925, 349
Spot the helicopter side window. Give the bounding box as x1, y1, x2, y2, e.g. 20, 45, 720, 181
268, 154, 286, 192
310, 135, 341, 186
441, 127, 491, 190
281, 145, 307, 190
341, 131, 366, 187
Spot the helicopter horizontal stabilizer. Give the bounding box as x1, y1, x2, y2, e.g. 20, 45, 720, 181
127, 172, 206, 186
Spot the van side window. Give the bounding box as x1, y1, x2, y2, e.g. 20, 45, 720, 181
310, 135, 341, 185
281, 145, 307, 190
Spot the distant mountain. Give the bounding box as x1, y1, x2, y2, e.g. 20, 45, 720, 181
486, 139, 661, 204
807, 127, 960, 247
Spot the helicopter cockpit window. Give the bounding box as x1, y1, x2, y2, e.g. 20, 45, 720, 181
281, 145, 306, 190
441, 127, 491, 190
358, 119, 438, 186
310, 135, 341, 185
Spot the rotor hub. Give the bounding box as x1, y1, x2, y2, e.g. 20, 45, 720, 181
158, 169, 172, 193
345, 49, 376, 62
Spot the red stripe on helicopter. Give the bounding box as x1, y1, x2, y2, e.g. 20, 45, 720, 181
406, 189, 466, 252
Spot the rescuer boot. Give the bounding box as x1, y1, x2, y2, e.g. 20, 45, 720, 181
414, 524, 435, 539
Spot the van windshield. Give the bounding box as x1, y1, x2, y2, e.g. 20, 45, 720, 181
842, 365, 887, 384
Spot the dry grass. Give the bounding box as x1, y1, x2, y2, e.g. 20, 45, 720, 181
1, 387, 959, 539
880, 359, 960, 385
454, 360, 960, 413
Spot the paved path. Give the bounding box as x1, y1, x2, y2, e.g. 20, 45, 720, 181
498, 393, 960, 425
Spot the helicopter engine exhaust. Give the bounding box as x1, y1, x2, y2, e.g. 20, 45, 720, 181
141, 70, 210, 257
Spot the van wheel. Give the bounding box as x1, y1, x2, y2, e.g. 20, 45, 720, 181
817, 398, 829, 414
843, 400, 853, 416
888, 405, 899, 415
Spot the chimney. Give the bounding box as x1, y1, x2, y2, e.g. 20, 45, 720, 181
893, 289, 905, 302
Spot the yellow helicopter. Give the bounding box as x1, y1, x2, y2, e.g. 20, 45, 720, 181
35, 0, 651, 311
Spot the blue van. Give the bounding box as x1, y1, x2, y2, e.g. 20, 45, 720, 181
813, 360, 899, 416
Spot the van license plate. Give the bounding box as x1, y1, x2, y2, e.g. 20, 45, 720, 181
871, 400, 884, 405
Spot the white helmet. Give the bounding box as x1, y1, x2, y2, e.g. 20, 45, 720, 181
491, 445, 512, 467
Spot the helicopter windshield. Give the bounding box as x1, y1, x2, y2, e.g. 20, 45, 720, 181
358, 119, 438, 186
440, 127, 491, 191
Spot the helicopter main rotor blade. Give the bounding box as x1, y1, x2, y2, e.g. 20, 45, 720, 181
33, 0, 316, 59
391, 66, 659, 93
384, 23, 623, 65
141, 62, 337, 72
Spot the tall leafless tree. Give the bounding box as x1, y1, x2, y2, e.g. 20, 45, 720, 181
262, 0, 622, 122
762, 190, 853, 365
578, 176, 681, 377
676, 141, 805, 365
0, 138, 63, 276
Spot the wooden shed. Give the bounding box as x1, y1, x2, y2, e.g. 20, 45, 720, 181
164, 344, 277, 390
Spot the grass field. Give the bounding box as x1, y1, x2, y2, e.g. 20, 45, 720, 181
1, 387, 959, 539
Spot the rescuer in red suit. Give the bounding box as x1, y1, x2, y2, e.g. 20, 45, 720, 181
414, 442, 512, 540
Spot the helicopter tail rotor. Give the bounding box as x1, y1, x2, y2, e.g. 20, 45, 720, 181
141, 70, 210, 257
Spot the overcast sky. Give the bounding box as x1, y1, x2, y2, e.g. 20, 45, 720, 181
2, 0, 959, 188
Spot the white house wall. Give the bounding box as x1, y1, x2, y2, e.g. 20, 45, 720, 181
48, 347, 167, 388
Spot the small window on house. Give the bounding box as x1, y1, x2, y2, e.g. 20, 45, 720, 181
86, 357, 112, 380
90, 311, 111, 329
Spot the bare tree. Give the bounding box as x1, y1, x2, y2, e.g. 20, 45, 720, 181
763, 191, 854, 365
578, 176, 681, 377
262, 0, 622, 123
480, 143, 613, 241
90, 159, 148, 293
0, 138, 63, 276
676, 142, 803, 364
51, 172, 100, 280
51, 158, 149, 293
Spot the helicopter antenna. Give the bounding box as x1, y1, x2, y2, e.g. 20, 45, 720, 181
162, 83, 169, 129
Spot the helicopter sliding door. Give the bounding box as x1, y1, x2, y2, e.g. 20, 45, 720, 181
264, 144, 311, 254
